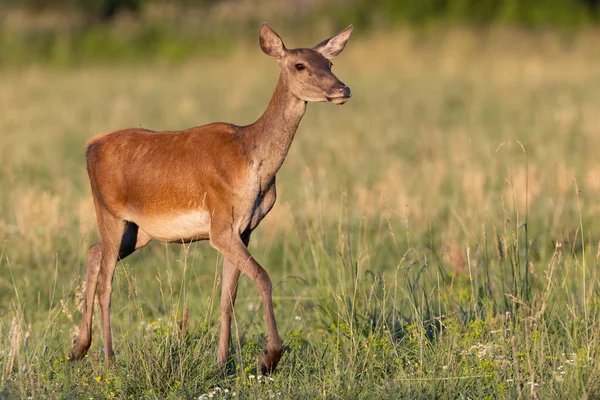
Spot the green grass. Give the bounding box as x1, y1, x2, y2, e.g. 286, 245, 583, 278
2, 0, 598, 69
3, 28, 600, 398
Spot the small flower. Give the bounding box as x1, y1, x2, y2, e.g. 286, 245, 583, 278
109, 392, 116, 398
94, 376, 101, 383
442, 365, 448, 370
294, 316, 301, 321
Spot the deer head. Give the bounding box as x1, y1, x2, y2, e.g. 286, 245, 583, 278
259, 23, 353, 105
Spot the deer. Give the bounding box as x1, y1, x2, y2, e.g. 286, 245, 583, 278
69, 22, 353, 375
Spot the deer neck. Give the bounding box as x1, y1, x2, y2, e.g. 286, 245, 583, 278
247, 74, 307, 188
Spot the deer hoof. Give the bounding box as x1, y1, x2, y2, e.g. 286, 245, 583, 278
68, 347, 87, 362
260, 347, 282, 375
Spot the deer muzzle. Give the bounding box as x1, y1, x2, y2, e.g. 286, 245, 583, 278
327, 84, 352, 105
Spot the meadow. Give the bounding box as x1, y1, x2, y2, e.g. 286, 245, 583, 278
2, 27, 600, 398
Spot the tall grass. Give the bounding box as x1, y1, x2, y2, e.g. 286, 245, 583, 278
2, 28, 600, 398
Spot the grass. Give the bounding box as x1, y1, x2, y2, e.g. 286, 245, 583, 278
2, 1, 599, 69
2, 27, 600, 398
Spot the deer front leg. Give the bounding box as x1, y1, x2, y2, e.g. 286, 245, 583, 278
218, 263, 241, 366
217, 232, 250, 370
218, 261, 240, 369
210, 225, 282, 374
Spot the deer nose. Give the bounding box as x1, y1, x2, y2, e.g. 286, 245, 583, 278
334, 84, 352, 98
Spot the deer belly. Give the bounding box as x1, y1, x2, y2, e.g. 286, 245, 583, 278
136, 210, 211, 242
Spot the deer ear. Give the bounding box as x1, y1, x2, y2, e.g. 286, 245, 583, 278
259, 22, 286, 59
312, 25, 354, 59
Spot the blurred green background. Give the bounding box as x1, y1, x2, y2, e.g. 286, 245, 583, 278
1, 0, 600, 67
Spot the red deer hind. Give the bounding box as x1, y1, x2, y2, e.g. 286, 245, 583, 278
69, 22, 354, 374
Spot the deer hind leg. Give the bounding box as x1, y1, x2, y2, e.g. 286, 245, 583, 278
70, 204, 126, 362
93, 209, 129, 362
70, 220, 151, 361
97, 219, 153, 361
70, 242, 103, 360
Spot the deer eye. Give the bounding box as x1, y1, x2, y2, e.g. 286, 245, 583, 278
295, 63, 305, 71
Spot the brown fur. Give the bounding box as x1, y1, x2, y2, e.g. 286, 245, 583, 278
69, 22, 354, 374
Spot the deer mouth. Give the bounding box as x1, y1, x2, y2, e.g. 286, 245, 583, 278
327, 94, 351, 105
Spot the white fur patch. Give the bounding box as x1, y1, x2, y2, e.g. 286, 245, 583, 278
137, 210, 211, 242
